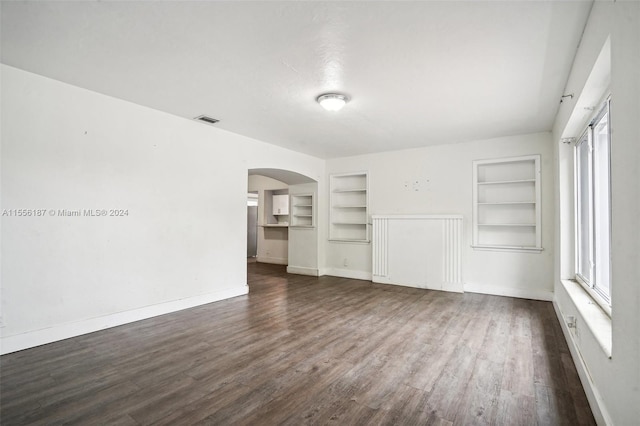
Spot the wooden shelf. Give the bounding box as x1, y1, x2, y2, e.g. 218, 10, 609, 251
478, 201, 536, 205
472, 244, 543, 252
477, 179, 535, 185
478, 223, 536, 227
333, 188, 367, 193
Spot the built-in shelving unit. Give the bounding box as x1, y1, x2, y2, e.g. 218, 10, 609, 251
330, 172, 369, 242
290, 193, 315, 228
472, 155, 542, 252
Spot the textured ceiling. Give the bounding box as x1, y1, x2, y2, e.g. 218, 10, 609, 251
1, 1, 593, 159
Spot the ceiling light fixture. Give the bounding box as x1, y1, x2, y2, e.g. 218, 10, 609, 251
317, 93, 349, 112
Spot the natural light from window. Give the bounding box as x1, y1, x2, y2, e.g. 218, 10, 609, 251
575, 98, 611, 311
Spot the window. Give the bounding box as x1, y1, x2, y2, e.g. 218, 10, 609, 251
575, 98, 611, 309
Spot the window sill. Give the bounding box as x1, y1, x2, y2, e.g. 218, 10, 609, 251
560, 279, 612, 358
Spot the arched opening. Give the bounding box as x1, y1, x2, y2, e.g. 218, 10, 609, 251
247, 168, 319, 278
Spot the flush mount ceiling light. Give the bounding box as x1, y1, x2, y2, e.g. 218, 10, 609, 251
316, 93, 349, 112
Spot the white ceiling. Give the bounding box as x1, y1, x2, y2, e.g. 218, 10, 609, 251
1, 1, 593, 159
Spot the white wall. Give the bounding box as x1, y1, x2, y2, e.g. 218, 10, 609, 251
325, 132, 555, 300
0, 65, 324, 354
552, 2, 640, 424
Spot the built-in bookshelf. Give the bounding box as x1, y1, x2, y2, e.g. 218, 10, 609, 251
330, 172, 369, 242
290, 193, 315, 228
472, 155, 542, 252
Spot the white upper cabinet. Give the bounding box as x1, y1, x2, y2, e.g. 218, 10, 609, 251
272, 194, 289, 215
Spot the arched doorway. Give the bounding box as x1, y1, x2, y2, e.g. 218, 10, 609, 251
247, 168, 319, 276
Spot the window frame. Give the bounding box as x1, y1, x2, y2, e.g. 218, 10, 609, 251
573, 96, 612, 316
575, 128, 593, 285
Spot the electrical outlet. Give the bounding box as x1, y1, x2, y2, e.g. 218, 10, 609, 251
343, 258, 348, 267
0, 316, 4, 327
566, 315, 576, 328
566, 315, 579, 337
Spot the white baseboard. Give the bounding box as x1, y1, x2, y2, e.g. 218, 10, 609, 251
256, 256, 288, 265
464, 282, 553, 301
373, 276, 464, 293
0, 285, 248, 355
286, 266, 319, 276
553, 301, 611, 426
324, 268, 372, 281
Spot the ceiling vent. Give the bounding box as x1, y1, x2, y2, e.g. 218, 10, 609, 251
194, 115, 220, 125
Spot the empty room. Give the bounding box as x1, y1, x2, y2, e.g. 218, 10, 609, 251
1, 1, 638, 425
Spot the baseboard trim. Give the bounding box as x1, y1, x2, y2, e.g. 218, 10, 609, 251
286, 266, 319, 276
464, 282, 553, 301
0, 285, 248, 355
553, 301, 611, 426
373, 276, 464, 294
324, 268, 372, 281
256, 256, 288, 265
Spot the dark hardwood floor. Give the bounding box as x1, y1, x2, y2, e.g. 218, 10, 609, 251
1, 261, 595, 425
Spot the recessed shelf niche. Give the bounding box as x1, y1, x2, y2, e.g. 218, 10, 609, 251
329, 172, 369, 242
290, 193, 315, 228
472, 155, 542, 252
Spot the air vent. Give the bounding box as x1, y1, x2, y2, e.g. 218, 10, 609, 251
194, 115, 220, 125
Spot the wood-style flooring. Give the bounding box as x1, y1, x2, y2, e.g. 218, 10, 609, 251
1, 261, 595, 425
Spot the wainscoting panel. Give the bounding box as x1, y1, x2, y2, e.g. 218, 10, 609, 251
372, 215, 463, 293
